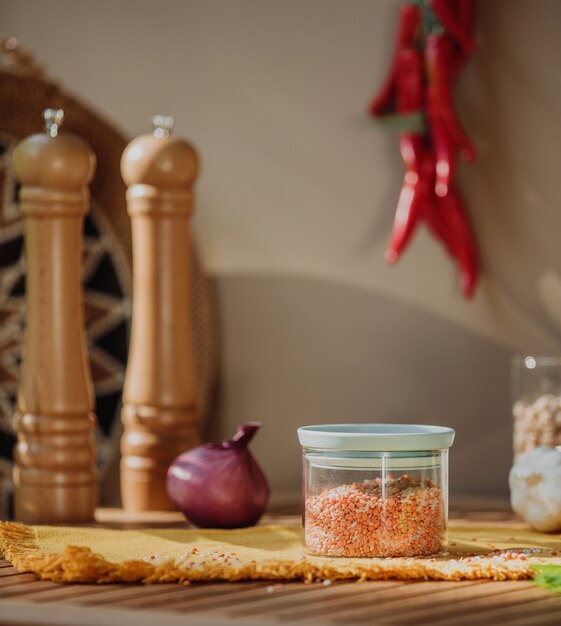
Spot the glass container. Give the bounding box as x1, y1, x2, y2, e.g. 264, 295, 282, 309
297, 424, 455, 558
512, 356, 561, 461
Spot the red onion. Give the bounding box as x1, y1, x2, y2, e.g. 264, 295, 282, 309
166, 422, 270, 528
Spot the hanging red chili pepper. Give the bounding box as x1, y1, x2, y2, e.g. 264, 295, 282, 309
457, 0, 475, 48
368, 3, 422, 116
425, 32, 476, 165
368, 0, 478, 299
436, 187, 479, 297
386, 48, 425, 263
418, 150, 455, 257
429, 0, 475, 59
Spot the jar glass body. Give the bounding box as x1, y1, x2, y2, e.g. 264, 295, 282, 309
512, 356, 561, 461
302, 448, 449, 558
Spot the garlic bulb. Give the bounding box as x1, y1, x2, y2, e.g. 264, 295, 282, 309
509, 446, 561, 532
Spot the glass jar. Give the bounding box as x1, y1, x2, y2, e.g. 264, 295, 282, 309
297, 424, 455, 558
512, 356, 561, 461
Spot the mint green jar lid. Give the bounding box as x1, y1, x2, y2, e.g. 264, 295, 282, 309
298, 424, 455, 452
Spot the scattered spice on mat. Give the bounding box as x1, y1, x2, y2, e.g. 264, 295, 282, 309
304, 475, 444, 558
459, 548, 550, 564
143, 548, 243, 569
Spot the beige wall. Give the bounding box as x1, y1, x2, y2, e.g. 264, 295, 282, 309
2, 0, 561, 499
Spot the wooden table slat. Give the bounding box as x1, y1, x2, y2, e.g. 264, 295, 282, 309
223, 581, 408, 617
366, 584, 555, 626
57, 583, 185, 606
0, 566, 24, 577
77, 581, 268, 608
382, 593, 543, 626
99, 584, 208, 608
167, 585, 332, 614
165, 580, 384, 615
0, 573, 41, 588
425, 595, 561, 626
273, 580, 490, 623
29, 584, 150, 604
323, 581, 528, 624
0, 581, 63, 598
512, 608, 561, 626
156, 582, 303, 612
111, 582, 265, 609
225, 581, 409, 619
18, 584, 132, 603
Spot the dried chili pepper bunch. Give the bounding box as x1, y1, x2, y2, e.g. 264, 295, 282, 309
368, 0, 478, 298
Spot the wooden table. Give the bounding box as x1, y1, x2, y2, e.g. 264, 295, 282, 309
1, 508, 561, 626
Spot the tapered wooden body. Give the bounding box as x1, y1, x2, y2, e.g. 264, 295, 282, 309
11, 110, 98, 523
120, 119, 200, 511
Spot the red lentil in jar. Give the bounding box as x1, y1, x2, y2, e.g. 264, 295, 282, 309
297, 424, 455, 558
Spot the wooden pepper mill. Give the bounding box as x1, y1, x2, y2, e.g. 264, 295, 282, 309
12, 109, 98, 523
120, 116, 201, 511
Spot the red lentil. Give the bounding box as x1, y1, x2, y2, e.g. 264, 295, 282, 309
304, 475, 445, 558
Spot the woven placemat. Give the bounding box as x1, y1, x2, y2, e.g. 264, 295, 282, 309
1, 521, 561, 583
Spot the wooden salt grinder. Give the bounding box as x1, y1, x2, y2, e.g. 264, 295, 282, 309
120, 116, 200, 511
12, 109, 98, 523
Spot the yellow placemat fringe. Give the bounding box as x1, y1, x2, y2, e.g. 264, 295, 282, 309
2, 521, 561, 584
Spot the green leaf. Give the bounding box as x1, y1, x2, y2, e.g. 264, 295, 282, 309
373, 113, 425, 134
532, 565, 561, 593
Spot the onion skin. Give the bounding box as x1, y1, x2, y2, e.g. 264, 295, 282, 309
166, 422, 270, 528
